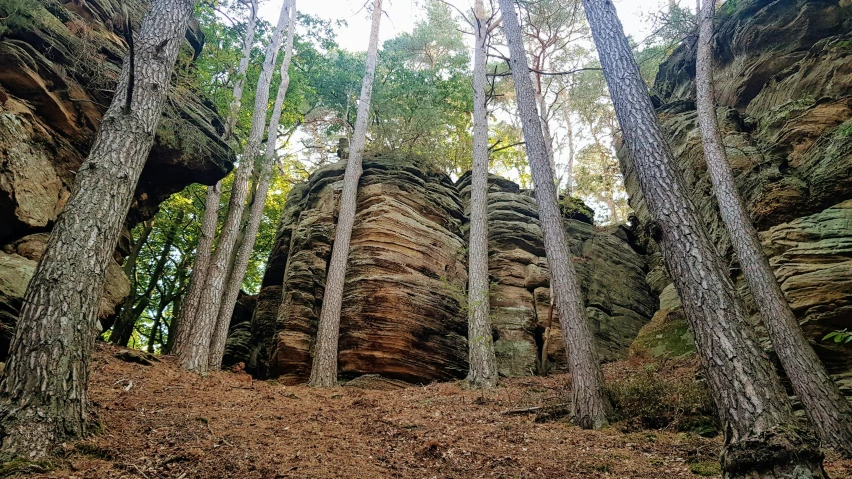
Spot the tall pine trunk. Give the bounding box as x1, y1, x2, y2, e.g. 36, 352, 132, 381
696, 0, 852, 458
208, 0, 297, 370
172, 0, 257, 358
0, 0, 195, 459
581, 0, 826, 476
177, 0, 291, 373
498, 0, 610, 430
110, 220, 154, 344
465, 0, 499, 389
309, 0, 383, 388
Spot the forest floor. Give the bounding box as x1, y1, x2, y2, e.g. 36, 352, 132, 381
20, 343, 852, 479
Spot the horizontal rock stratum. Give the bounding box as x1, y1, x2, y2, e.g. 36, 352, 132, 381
227, 156, 656, 382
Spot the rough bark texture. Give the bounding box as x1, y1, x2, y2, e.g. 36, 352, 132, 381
499, 0, 609, 430
465, 0, 499, 389
0, 0, 195, 460
696, 0, 852, 457
582, 0, 825, 476
0, 0, 232, 355
309, 0, 383, 388
208, 1, 296, 370
177, 0, 290, 373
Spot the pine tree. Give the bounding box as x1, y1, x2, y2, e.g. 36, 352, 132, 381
695, 0, 852, 458
581, 0, 826, 476
309, 0, 383, 388
208, 0, 298, 370
498, 0, 610, 429
0, 0, 196, 459
176, 0, 293, 373
465, 0, 499, 389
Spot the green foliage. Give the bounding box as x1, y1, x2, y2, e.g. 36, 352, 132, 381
689, 461, 722, 476
823, 329, 852, 345
559, 196, 595, 224
607, 367, 717, 435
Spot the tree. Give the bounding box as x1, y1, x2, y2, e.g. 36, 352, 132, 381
0, 0, 195, 459
581, 0, 826, 476
695, 0, 852, 457
208, 0, 298, 370
172, 0, 258, 362
498, 0, 609, 429
309, 0, 383, 388
464, 0, 500, 389
175, 0, 292, 373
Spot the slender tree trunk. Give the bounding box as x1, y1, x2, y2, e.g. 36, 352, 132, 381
696, 0, 852, 458
582, 0, 826, 476
172, 0, 257, 358
0, 0, 194, 460
465, 0, 499, 389
562, 105, 575, 195
147, 298, 169, 353
309, 0, 383, 388
113, 213, 181, 346
539, 296, 555, 375
110, 220, 153, 342
208, 1, 297, 370
177, 0, 291, 373
499, 0, 610, 429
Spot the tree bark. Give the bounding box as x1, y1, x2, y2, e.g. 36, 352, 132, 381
0, 0, 194, 460
465, 0, 499, 389
499, 0, 610, 430
581, 0, 826, 476
177, 0, 291, 373
172, 0, 257, 360
696, 0, 852, 458
208, 0, 297, 370
309, 0, 383, 388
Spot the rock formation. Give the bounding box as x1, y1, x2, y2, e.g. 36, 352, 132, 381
232, 156, 655, 382
625, 0, 852, 374
0, 0, 232, 359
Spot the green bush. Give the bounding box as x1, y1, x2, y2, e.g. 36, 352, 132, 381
607, 367, 717, 435
559, 196, 595, 224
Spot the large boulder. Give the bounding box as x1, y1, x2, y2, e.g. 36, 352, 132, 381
622, 0, 852, 372
456, 174, 656, 376
242, 157, 654, 382
0, 0, 232, 352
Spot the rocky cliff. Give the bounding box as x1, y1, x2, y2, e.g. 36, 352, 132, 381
0, 0, 232, 358
624, 0, 852, 375
231, 156, 654, 382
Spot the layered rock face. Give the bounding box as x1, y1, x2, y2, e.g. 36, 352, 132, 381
457, 174, 656, 376
0, 0, 232, 358
234, 157, 654, 382
624, 0, 852, 372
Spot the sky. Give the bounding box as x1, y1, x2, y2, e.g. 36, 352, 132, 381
258, 0, 688, 52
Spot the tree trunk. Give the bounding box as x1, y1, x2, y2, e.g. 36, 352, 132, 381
581, 0, 826, 476
465, 0, 499, 389
0, 0, 194, 460
309, 0, 383, 388
172, 0, 257, 358
498, 0, 610, 430
113, 213, 181, 346
147, 297, 169, 353
110, 220, 153, 342
208, 0, 297, 370
696, 0, 852, 458
177, 0, 291, 373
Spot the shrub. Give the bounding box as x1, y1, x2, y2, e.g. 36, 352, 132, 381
606, 367, 717, 435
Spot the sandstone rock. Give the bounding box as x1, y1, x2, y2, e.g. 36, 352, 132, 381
256, 156, 469, 384
621, 0, 852, 372
0, 0, 231, 356
457, 174, 656, 376
222, 292, 257, 368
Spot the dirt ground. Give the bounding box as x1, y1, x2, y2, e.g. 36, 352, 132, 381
21, 344, 852, 479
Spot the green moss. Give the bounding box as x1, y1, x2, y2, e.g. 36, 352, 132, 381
832, 120, 852, 140
559, 196, 595, 225
0, 458, 53, 477
759, 96, 816, 133
631, 310, 695, 359
688, 461, 721, 476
